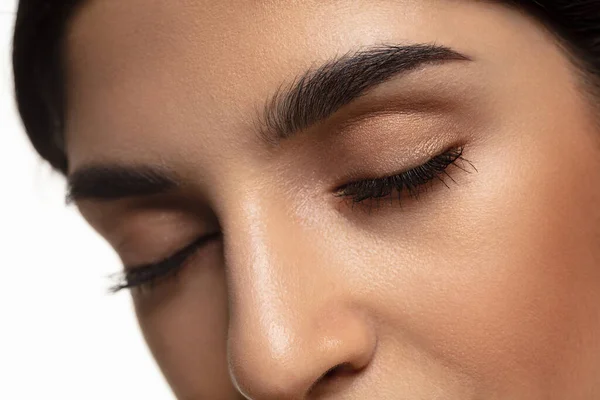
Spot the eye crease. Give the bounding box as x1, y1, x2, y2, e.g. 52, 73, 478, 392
335, 146, 475, 206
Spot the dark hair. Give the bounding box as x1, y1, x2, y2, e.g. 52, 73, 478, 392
12, 0, 600, 174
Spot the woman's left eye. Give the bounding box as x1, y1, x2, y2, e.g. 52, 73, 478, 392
335, 146, 474, 206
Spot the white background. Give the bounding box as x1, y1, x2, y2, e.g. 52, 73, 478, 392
0, 1, 174, 398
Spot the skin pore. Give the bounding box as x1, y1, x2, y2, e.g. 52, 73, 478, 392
62, 0, 600, 399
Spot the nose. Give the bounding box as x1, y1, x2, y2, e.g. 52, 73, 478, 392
224, 201, 376, 399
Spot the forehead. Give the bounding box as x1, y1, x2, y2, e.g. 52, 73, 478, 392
62, 0, 543, 170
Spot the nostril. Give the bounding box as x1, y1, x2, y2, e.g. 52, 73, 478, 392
322, 362, 354, 380
308, 362, 359, 396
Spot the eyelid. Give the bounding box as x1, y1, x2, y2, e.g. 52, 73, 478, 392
336, 145, 460, 185
110, 231, 221, 292
334, 145, 472, 205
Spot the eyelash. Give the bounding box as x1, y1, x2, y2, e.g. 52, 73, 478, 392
109, 232, 221, 293
111, 146, 474, 292
335, 146, 473, 206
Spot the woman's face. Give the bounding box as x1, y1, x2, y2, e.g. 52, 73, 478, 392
63, 0, 600, 398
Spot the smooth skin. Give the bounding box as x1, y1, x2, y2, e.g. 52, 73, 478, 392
64, 0, 600, 398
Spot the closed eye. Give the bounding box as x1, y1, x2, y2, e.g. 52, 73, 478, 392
334, 146, 475, 207
109, 232, 221, 293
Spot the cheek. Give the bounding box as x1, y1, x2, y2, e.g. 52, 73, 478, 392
362, 109, 600, 393
133, 247, 237, 399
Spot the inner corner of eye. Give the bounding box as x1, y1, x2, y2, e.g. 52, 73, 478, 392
333, 183, 349, 195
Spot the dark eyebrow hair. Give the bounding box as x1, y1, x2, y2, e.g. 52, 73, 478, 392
258, 43, 471, 144
66, 165, 180, 203
68, 44, 468, 203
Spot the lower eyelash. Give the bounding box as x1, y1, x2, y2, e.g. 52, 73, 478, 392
335, 146, 475, 206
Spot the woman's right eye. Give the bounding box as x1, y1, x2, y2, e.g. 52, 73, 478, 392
109, 232, 222, 293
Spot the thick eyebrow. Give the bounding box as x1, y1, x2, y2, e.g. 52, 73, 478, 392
68, 44, 467, 203
258, 43, 471, 143
66, 165, 180, 203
